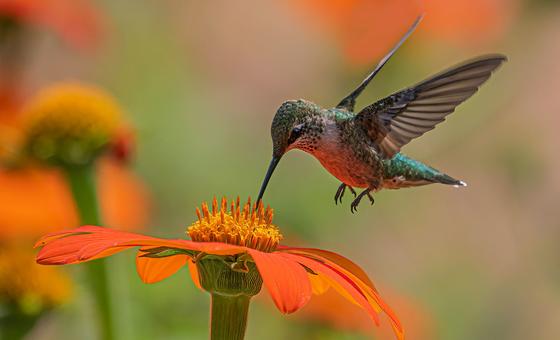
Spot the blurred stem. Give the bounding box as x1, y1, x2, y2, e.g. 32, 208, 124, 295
0, 311, 40, 340
64, 164, 115, 340
210, 294, 250, 340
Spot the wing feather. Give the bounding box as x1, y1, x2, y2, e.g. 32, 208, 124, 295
336, 15, 423, 112
355, 54, 506, 157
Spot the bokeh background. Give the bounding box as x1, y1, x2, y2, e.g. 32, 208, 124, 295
1, 0, 559, 339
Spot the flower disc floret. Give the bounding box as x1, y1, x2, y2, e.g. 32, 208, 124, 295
188, 197, 282, 253
23, 83, 122, 165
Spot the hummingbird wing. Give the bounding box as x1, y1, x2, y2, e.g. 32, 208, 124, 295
336, 15, 423, 112
354, 54, 506, 158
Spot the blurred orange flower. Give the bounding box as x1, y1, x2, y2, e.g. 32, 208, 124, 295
421, 0, 518, 45
288, 0, 421, 65
298, 286, 434, 339
0, 86, 23, 122
0, 157, 150, 239
0, 0, 105, 123
36, 198, 404, 340
0, 0, 104, 49
288, 0, 517, 65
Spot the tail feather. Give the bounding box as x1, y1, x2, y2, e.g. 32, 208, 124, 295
433, 173, 467, 187
382, 153, 466, 189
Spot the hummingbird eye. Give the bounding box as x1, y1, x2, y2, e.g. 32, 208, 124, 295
287, 124, 304, 145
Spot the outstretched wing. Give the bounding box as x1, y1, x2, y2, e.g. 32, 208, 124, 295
336, 15, 423, 112
355, 54, 507, 158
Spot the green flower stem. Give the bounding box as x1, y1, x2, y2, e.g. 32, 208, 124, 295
197, 257, 263, 340
210, 293, 251, 340
64, 164, 114, 340
64, 165, 100, 224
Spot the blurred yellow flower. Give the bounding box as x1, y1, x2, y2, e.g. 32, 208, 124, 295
22, 83, 122, 166
0, 242, 71, 314
0, 82, 150, 239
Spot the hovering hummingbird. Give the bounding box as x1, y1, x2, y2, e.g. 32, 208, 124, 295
257, 15, 506, 213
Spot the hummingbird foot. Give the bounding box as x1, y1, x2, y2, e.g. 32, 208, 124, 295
334, 183, 356, 205
334, 184, 344, 205
350, 189, 375, 213
367, 192, 375, 204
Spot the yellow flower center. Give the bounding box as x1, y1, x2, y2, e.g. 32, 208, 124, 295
22, 83, 123, 165
187, 197, 282, 252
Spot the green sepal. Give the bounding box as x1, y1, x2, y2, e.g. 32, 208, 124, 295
138, 247, 195, 258
196, 257, 263, 297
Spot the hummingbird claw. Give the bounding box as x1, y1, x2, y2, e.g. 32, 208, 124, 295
367, 192, 375, 205
334, 183, 345, 205
334, 183, 357, 205
350, 189, 373, 213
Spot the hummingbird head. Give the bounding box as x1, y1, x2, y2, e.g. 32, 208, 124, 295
258, 99, 322, 202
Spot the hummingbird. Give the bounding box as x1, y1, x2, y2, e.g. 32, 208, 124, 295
257, 15, 506, 213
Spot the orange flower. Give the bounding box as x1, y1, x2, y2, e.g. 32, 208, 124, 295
288, 0, 422, 65
298, 286, 381, 334
373, 290, 435, 340
0, 158, 150, 239
0, 0, 104, 49
421, 0, 518, 45
298, 286, 434, 339
288, 0, 517, 65
36, 197, 404, 340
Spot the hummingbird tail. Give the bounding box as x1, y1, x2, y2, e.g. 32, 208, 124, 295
432, 173, 467, 187
382, 154, 467, 189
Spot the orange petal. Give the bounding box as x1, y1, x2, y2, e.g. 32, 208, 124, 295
281, 248, 387, 317
282, 247, 398, 322
279, 246, 377, 292
247, 250, 312, 314
36, 227, 150, 264
283, 253, 404, 340
293, 254, 379, 324
317, 272, 362, 308
187, 259, 202, 290
36, 226, 245, 265
34, 226, 92, 248
136, 252, 188, 284
308, 272, 330, 295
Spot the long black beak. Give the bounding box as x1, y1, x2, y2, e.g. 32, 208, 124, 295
257, 156, 280, 202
